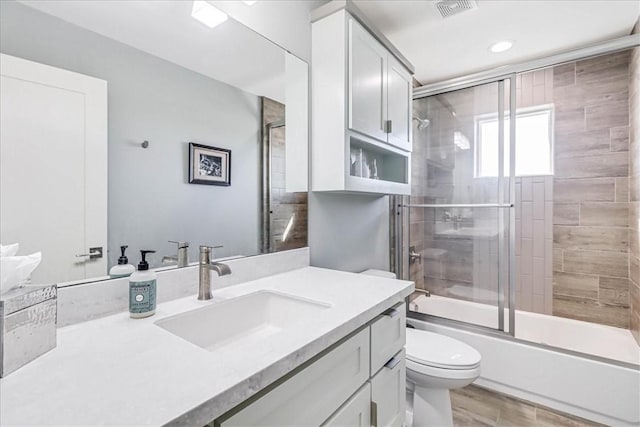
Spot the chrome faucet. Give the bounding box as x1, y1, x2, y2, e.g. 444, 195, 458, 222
198, 245, 231, 300
162, 241, 190, 268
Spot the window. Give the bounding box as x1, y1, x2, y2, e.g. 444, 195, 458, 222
476, 107, 553, 177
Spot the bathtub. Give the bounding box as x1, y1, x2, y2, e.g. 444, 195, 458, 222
409, 294, 640, 426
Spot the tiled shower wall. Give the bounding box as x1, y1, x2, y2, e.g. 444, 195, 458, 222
551, 51, 631, 329
514, 176, 553, 314
630, 22, 640, 345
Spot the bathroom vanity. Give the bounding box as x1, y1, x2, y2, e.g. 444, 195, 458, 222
0, 266, 413, 426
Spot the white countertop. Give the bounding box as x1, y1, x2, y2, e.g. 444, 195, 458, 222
0, 267, 413, 426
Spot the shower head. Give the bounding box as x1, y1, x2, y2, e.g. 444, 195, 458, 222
413, 116, 430, 130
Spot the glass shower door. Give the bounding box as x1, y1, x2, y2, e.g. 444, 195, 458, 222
407, 78, 515, 333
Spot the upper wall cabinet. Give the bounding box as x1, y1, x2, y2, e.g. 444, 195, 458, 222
312, 7, 413, 195
349, 20, 412, 152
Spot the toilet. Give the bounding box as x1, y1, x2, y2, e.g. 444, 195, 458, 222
359, 270, 481, 427
405, 328, 481, 427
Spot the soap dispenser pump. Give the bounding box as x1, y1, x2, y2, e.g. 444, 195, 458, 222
128, 250, 157, 319
109, 245, 136, 278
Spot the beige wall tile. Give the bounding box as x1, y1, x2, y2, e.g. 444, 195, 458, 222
554, 178, 615, 202
562, 249, 628, 278
553, 272, 599, 300
553, 203, 579, 225
553, 63, 575, 88
553, 295, 629, 328
599, 277, 630, 308
555, 128, 610, 158
575, 50, 631, 85
610, 126, 630, 152
579, 202, 628, 227
555, 152, 628, 179
554, 226, 628, 253
586, 100, 630, 131
615, 177, 629, 202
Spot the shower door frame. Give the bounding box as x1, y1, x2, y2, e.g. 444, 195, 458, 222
392, 33, 640, 367
395, 73, 518, 337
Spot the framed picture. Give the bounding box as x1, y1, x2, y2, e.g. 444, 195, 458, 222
188, 142, 231, 186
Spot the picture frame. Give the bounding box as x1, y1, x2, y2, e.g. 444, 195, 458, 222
188, 142, 231, 186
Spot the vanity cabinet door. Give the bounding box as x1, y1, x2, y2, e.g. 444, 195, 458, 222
220, 328, 370, 427
386, 57, 412, 152
370, 302, 406, 375
348, 18, 388, 143
321, 383, 371, 427
371, 349, 406, 427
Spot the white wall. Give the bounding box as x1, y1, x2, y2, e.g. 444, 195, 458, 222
308, 193, 390, 272
0, 2, 261, 269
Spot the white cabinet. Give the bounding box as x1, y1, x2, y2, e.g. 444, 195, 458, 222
312, 9, 413, 195
348, 20, 388, 143
322, 383, 371, 427
371, 350, 406, 427
348, 20, 412, 153
215, 301, 407, 427
221, 328, 370, 427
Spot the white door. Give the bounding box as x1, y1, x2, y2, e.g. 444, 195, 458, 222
348, 18, 387, 143
386, 57, 412, 152
0, 54, 107, 285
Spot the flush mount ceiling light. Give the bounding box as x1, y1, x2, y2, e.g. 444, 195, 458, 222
243, 1, 257, 5
191, 1, 228, 29
489, 40, 513, 53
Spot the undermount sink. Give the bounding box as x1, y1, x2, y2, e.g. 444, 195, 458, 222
155, 291, 331, 352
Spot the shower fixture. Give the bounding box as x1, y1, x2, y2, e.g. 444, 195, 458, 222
413, 116, 431, 130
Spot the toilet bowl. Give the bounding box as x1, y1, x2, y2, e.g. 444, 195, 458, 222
406, 328, 481, 427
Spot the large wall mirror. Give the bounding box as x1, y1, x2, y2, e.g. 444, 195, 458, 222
0, 1, 309, 287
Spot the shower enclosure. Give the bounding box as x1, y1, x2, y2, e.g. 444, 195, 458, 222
397, 47, 640, 367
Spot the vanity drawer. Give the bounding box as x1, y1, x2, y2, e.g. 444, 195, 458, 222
371, 349, 406, 427
321, 382, 371, 427
370, 302, 405, 375
220, 327, 370, 426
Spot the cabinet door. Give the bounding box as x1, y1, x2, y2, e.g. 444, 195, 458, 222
322, 383, 371, 427
348, 18, 387, 142
371, 349, 406, 427
386, 57, 412, 152
370, 302, 406, 375
220, 328, 370, 426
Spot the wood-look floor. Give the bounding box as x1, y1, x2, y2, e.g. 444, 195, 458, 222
450, 385, 604, 427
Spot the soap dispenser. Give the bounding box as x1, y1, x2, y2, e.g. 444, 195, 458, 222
129, 250, 157, 319
109, 246, 135, 278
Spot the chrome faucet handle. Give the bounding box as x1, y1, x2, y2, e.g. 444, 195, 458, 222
169, 240, 189, 248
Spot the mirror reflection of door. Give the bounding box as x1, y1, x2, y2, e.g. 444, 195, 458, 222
262, 98, 308, 253
0, 54, 108, 284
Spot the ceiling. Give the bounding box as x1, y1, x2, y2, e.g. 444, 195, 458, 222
353, 0, 640, 85
17, 0, 290, 102
15, 0, 640, 92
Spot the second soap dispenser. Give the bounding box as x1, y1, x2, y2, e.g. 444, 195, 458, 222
109, 245, 135, 278
129, 250, 157, 319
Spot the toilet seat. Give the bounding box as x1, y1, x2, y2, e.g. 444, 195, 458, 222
406, 328, 481, 370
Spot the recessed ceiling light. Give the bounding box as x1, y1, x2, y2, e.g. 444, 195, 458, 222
243, 1, 257, 5
489, 40, 513, 53
191, 1, 228, 29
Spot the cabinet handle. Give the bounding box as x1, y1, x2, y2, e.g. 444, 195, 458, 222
383, 307, 400, 318
384, 119, 392, 134
384, 355, 401, 370
371, 400, 378, 427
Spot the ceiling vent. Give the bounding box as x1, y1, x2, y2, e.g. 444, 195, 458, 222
434, 0, 478, 19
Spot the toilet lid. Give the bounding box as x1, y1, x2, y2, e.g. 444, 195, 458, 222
406, 328, 481, 370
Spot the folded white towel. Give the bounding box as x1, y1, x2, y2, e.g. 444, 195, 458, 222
1, 243, 19, 257
1, 252, 42, 294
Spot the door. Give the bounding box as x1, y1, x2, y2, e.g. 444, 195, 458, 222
0, 54, 107, 284
404, 78, 515, 333
348, 18, 387, 143
386, 57, 412, 152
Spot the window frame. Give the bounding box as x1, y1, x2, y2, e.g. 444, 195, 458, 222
474, 104, 555, 178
